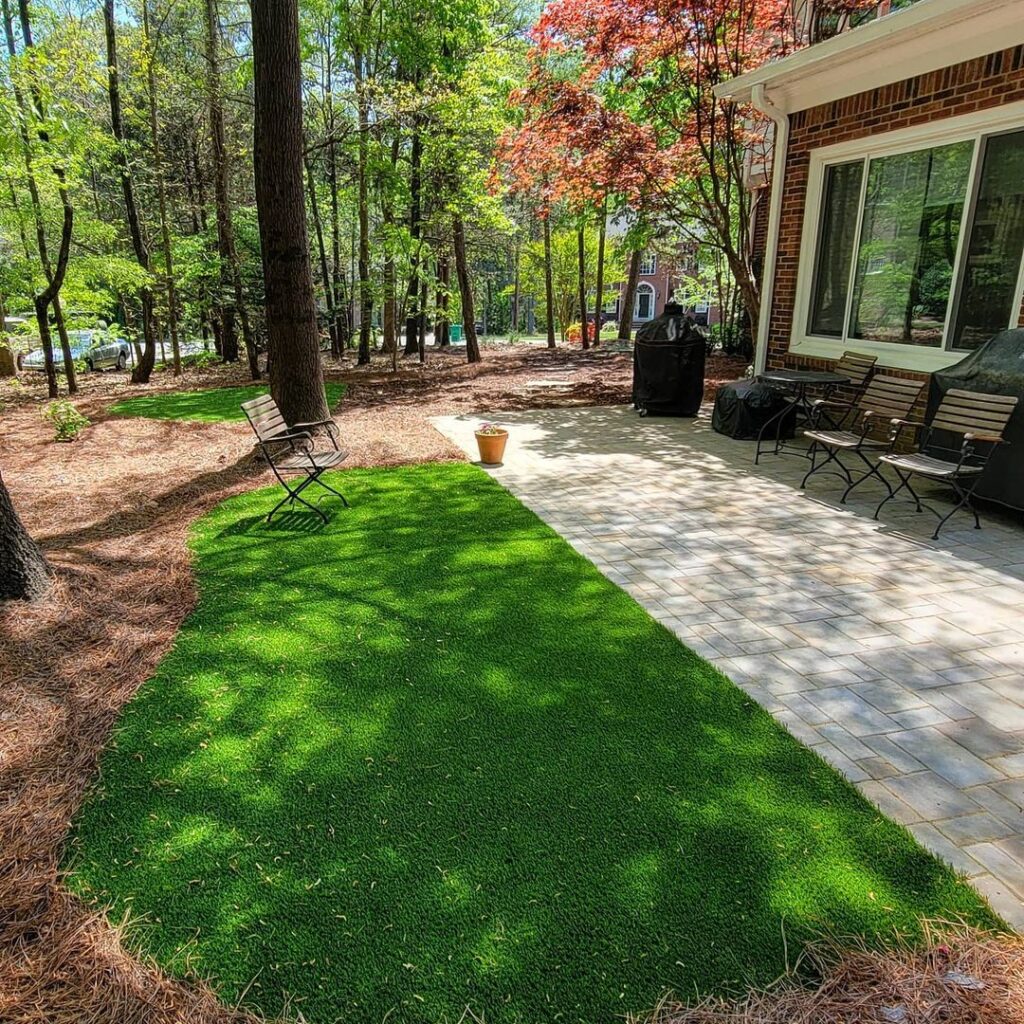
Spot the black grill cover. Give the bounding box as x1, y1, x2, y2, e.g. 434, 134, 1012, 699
632, 308, 706, 417
927, 328, 1024, 511
712, 379, 796, 440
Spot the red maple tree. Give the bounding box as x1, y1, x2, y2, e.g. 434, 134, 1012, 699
498, 0, 879, 327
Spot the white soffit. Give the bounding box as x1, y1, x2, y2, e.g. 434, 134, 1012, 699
714, 0, 1024, 114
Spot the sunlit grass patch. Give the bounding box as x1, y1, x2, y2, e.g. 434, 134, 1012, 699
67, 463, 998, 1024
109, 382, 345, 422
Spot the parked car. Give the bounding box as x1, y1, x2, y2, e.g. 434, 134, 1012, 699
22, 328, 131, 372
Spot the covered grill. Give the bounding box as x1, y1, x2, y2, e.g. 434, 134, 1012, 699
927, 328, 1024, 510
631, 303, 706, 417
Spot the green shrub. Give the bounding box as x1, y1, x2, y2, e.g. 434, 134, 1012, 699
42, 399, 90, 442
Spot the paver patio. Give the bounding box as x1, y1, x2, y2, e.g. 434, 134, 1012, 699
434, 404, 1024, 928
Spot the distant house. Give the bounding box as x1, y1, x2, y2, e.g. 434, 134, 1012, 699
717, 0, 1024, 378
603, 247, 718, 327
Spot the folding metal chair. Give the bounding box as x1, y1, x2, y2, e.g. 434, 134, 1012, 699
802, 375, 925, 501
242, 394, 349, 522
813, 351, 879, 428
875, 389, 1018, 539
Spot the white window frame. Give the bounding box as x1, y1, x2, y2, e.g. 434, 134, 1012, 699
790, 100, 1024, 372
638, 253, 657, 276
634, 282, 655, 321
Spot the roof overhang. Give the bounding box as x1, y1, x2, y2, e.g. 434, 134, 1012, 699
714, 0, 1024, 114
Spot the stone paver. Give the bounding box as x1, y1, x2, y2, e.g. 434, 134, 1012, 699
434, 404, 1024, 927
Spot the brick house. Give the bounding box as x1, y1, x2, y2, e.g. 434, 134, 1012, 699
604, 248, 720, 327
715, 0, 1024, 389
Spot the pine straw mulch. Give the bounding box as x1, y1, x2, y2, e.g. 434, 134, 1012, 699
1, 344, 1020, 1023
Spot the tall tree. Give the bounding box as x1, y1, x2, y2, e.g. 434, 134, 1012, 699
205, 0, 258, 377
542, 215, 556, 348
0, 471, 49, 601
5, 0, 75, 398
103, 0, 157, 384
251, 0, 328, 424
142, 0, 181, 376
452, 214, 480, 363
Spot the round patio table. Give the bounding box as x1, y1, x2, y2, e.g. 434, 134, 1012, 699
754, 368, 851, 464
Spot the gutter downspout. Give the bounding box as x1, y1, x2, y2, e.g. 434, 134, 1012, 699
749, 83, 789, 377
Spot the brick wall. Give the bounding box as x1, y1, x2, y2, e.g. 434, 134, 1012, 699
767, 44, 1024, 390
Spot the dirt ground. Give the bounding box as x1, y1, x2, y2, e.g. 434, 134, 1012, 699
1, 344, 1018, 1024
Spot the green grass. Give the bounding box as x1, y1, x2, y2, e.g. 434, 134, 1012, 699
109, 382, 346, 422
67, 463, 997, 1023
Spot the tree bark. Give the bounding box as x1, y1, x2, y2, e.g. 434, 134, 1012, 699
0, 471, 50, 601
453, 215, 479, 363
353, 44, 372, 366
204, 0, 249, 369
403, 122, 423, 356
143, 0, 181, 376
543, 216, 556, 349
307, 157, 336, 352
576, 225, 589, 350
251, 0, 328, 425
6, 0, 74, 397
435, 255, 449, 347
103, 0, 157, 385
618, 248, 642, 341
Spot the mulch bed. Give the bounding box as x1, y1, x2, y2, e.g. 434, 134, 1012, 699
2, 344, 1016, 1024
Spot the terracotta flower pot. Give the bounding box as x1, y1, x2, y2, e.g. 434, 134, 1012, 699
475, 429, 508, 465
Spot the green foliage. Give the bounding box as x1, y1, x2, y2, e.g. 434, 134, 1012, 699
42, 398, 90, 441
68, 463, 997, 1023
109, 382, 345, 422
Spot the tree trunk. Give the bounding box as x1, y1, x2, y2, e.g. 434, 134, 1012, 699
403, 123, 423, 357
618, 249, 642, 341
353, 45, 371, 366
543, 216, 556, 349
576, 224, 589, 350
204, 0, 238, 364
143, 0, 181, 376
251, 0, 328, 425
307, 157, 337, 353
436, 255, 449, 347
52, 296, 77, 387
103, 0, 157, 384
0, 471, 50, 601
453, 215, 479, 363
325, 37, 346, 356
6, 0, 73, 398
418, 273, 427, 363
593, 204, 606, 347
381, 134, 400, 356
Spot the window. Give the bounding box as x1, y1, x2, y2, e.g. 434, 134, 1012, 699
634, 283, 655, 321
694, 300, 710, 314
802, 124, 1024, 356
638, 253, 657, 276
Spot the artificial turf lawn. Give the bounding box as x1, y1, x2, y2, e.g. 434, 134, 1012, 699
109, 382, 346, 422
67, 463, 997, 1023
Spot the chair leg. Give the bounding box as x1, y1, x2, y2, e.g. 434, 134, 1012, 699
800, 443, 852, 491
932, 476, 981, 540
268, 472, 328, 523
311, 474, 350, 508
840, 450, 893, 504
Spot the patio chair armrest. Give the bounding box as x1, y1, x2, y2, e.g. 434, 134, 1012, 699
964, 432, 1006, 445
258, 429, 313, 445
293, 417, 340, 449
886, 417, 921, 447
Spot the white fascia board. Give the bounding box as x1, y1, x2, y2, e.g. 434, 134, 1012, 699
714, 0, 1023, 114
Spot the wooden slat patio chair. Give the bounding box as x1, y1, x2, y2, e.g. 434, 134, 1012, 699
815, 352, 879, 428
801, 375, 925, 502
874, 389, 1018, 539
242, 394, 349, 522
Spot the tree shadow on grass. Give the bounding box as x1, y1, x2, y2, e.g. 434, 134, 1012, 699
64, 463, 1000, 1024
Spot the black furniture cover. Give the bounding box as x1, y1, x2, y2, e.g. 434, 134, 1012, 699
632, 304, 706, 417
927, 327, 1024, 511
712, 379, 796, 441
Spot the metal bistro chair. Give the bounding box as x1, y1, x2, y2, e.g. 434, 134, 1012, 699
875, 389, 1018, 539
802, 375, 925, 502
242, 394, 350, 522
